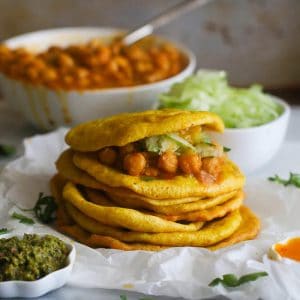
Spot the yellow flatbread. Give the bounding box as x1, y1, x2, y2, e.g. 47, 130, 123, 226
56, 206, 258, 251
66, 109, 224, 152
101, 189, 239, 214
63, 181, 205, 233
65, 200, 242, 247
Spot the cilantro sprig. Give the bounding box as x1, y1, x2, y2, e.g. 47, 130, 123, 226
268, 172, 300, 188
11, 212, 35, 225
17, 193, 57, 224
209, 272, 268, 287
223, 146, 231, 153
0, 228, 10, 235
33, 192, 57, 223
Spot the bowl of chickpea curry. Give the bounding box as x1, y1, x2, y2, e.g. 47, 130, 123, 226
0, 27, 195, 130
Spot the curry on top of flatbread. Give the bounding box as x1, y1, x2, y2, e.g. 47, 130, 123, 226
52, 109, 260, 251
65, 109, 237, 187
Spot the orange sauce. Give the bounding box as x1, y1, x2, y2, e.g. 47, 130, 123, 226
274, 237, 300, 262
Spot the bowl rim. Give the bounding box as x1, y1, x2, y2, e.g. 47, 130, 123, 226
2, 26, 196, 94
0, 233, 76, 286
223, 96, 291, 132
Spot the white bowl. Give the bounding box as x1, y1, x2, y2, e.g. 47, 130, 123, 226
0, 234, 76, 298
0, 27, 196, 130
211, 97, 290, 174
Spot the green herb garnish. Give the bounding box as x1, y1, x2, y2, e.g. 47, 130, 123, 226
209, 272, 268, 287
0, 228, 10, 235
0, 144, 16, 157
33, 193, 57, 223
11, 212, 35, 225
18, 193, 57, 223
268, 173, 300, 188
223, 146, 231, 152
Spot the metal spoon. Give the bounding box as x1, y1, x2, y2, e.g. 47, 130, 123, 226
123, 0, 213, 45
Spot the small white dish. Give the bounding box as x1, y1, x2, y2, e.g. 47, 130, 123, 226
210, 97, 290, 174
0, 234, 76, 298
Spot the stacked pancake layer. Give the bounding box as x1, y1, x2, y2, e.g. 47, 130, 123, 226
52, 110, 260, 251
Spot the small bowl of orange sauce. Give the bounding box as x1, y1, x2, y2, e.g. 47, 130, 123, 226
269, 237, 300, 262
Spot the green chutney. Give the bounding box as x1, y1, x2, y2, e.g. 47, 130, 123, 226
0, 234, 69, 281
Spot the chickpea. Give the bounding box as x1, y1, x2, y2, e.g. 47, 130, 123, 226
57, 53, 74, 68
98, 147, 117, 166
95, 46, 111, 64
153, 52, 170, 71
134, 60, 153, 73
178, 152, 202, 175
126, 46, 148, 61
158, 151, 178, 173
41, 68, 57, 82
25, 66, 40, 81
62, 75, 74, 88
74, 67, 89, 79
123, 152, 146, 176
202, 157, 223, 178
107, 56, 132, 79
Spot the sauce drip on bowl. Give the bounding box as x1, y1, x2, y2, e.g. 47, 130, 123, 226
274, 237, 300, 262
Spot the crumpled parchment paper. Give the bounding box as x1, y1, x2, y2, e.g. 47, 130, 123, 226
0, 128, 300, 300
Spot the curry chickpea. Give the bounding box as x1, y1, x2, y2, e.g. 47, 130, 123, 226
202, 157, 223, 178
158, 151, 178, 173
98, 147, 117, 166
0, 39, 186, 90
123, 152, 146, 176
178, 152, 202, 175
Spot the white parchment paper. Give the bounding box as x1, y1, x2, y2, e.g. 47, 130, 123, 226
0, 128, 300, 300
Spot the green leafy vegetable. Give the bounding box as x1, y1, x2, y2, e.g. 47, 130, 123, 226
223, 146, 231, 152
33, 193, 57, 223
159, 70, 283, 128
11, 212, 35, 225
209, 272, 268, 287
268, 173, 300, 188
0, 144, 16, 157
0, 228, 10, 235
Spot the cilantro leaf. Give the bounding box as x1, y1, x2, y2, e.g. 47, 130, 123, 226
11, 212, 35, 225
0, 144, 16, 157
268, 173, 300, 188
209, 272, 268, 287
120, 296, 127, 300
0, 228, 10, 235
33, 193, 57, 223
223, 146, 231, 152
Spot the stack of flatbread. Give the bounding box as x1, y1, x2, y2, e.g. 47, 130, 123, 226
52, 110, 260, 251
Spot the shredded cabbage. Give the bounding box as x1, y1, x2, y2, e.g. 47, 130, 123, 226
159, 70, 283, 128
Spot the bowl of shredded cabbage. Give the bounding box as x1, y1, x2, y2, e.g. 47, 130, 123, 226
158, 70, 290, 173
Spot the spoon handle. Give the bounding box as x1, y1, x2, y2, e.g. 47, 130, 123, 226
123, 0, 213, 45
